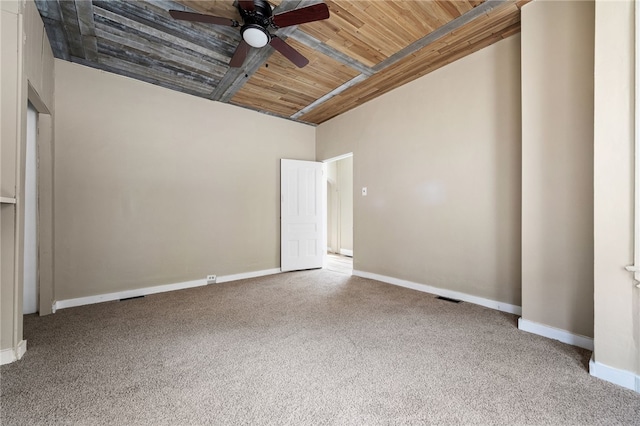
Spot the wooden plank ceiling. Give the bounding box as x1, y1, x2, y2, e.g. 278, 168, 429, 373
35, 0, 530, 125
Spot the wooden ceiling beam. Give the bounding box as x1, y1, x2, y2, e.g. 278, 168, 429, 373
74, 0, 98, 61
209, 0, 308, 102
40, 16, 70, 60
229, 35, 360, 117
298, 2, 523, 124
56, 0, 86, 59
34, 0, 527, 126
293, 0, 517, 123
291, 74, 367, 119
371, 0, 509, 72
209, 27, 297, 102
287, 30, 373, 76
34, 0, 68, 58
229, 101, 317, 126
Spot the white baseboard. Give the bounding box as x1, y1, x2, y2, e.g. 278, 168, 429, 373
339, 249, 353, 257
590, 354, 640, 393
518, 318, 594, 351
0, 348, 14, 365
216, 268, 281, 284
17, 339, 27, 360
53, 268, 282, 311
54, 279, 208, 310
352, 270, 522, 316
0, 340, 27, 365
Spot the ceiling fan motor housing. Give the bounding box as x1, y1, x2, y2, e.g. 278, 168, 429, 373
239, 0, 274, 48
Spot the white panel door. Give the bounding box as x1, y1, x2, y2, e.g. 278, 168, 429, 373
281, 159, 324, 272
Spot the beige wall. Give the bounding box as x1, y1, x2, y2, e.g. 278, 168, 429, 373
53, 61, 315, 301
317, 36, 522, 306
520, 0, 595, 338
593, 0, 639, 375
1, 0, 55, 355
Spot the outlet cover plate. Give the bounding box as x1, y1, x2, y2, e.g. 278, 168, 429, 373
206, 275, 217, 284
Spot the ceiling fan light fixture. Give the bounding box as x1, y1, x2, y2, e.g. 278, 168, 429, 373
170, 2, 331, 68
242, 25, 270, 48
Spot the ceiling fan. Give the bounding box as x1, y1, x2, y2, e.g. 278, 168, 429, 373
169, 1, 330, 68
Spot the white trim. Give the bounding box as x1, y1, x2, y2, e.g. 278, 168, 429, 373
0, 196, 17, 204
0, 340, 27, 365
635, 0, 640, 284
0, 348, 16, 365
321, 152, 353, 163
16, 339, 27, 360
630, 0, 640, 286
352, 270, 522, 315
339, 249, 353, 257
53, 268, 282, 311
216, 268, 281, 284
54, 279, 207, 310
322, 162, 328, 270
518, 318, 593, 350
590, 354, 640, 393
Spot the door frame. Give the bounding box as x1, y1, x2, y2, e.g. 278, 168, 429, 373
23, 102, 38, 314
28, 84, 54, 316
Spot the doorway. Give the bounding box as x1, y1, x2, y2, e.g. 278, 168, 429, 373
23, 102, 38, 314
324, 154, 353, 274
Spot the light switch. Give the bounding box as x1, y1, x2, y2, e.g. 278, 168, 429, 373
362, 187, 367, 196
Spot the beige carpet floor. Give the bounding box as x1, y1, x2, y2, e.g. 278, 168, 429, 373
1, 269, 639, 425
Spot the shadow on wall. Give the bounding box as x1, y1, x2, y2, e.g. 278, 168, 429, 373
492, 35, 522, 307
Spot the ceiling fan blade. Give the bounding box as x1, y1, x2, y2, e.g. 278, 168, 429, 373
270, 37, 309, 68
229, 40, 251, 68
238, 1, 255, 11
169, 10, 238, 27
272, 3, 329, 28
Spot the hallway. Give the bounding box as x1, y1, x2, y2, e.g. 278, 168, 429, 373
326, 253, 352, 275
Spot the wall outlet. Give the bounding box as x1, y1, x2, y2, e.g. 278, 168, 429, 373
206, 275, 217, 284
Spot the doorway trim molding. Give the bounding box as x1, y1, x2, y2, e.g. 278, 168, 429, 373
322, 152, 353, 163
